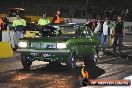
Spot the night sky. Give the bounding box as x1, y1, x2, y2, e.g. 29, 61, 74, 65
0, 0, 132, 9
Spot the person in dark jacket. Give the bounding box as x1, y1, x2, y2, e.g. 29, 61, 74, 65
112, 16, 124, 53
85, 19, 93, 29
2, 16, 9, 30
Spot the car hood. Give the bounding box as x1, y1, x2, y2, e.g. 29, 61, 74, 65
19, 36, 74, 43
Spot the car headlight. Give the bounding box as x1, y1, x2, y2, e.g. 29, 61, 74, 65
57, 43, 66, 49
18, 42, 28, 48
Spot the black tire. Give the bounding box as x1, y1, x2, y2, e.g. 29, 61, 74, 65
21, 55, 32, 70
84, 51, 98, 67
66, 52, 77, 70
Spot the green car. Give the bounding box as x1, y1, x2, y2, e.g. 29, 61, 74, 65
17, 24, 100, 70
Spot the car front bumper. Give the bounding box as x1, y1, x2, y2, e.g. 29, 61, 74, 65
17, 49, 70, 62
17, 49, 70, 53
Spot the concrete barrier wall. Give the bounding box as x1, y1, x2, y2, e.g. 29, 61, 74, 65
2, 30, 16, 48
0, 42, 13, 58
0, 29, 14, 58
64, 18, 86, 23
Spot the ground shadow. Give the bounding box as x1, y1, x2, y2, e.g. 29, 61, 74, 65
17, 64, 105, 79
103, 51, 129, 59
0, 64, 105, 88
99, 51, 132, 65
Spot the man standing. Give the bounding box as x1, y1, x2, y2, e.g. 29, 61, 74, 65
2, 16, 9, 30
38, 11, 50, 26
94, 18, 102, 41
85, 19, 93, 29
12, 14, 26, 46
113, 16, 124, 53
101, 18, 110, 52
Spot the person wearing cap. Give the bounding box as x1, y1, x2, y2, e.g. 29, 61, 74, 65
38, 11, 50, 26
12, 14, 26, 46
52, 10, 61, 24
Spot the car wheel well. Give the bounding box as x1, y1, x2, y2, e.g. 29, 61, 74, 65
66, 51, 77, 70
84, 50, 98, 67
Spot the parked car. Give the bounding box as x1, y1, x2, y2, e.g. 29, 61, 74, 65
17, 24, 100, 70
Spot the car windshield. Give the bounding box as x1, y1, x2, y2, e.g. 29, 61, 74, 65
25, 24, 79, 37
39, 25, 78, 37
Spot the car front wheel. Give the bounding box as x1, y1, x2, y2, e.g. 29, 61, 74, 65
21, 55, 32, 70
66, 52, 77, 70
84, 51, 98, 67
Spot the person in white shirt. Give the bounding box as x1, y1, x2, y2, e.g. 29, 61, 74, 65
94, 19, 101, 33
101, 18, 110, 51
94, 18, 102, 41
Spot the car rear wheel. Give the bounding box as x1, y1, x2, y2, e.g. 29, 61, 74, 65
84, 51, 98, 67
21, 55, 32, 70
66, 52, 77, 70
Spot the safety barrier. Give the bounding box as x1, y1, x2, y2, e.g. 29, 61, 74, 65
25, 16, 64, 22
2, 30, 16, 48
0, 42, 13, 58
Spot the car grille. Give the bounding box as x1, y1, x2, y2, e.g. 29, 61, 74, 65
41, 43, 56, 48
31, 43, 56, 49
31, 43, 41, 49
